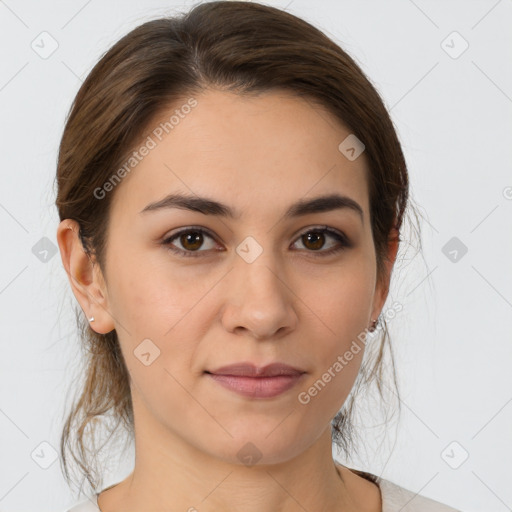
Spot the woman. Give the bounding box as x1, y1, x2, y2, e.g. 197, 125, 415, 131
56, 1, 461, 511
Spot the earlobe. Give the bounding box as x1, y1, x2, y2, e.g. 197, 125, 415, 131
56, 219, 115, 334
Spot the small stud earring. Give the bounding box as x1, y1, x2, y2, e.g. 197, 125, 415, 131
88, 316, 95, 322
369, 317, 379, 332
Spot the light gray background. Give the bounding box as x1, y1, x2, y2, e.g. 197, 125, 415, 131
1, 1, 511, 511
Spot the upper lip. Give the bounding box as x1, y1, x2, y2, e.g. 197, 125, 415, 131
206, 362, 306, 377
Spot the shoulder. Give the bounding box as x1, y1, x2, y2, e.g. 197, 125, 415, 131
64, 496, 99, 512
377, 477, 462, 512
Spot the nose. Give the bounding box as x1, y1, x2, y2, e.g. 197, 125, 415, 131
220, 252, 298, 340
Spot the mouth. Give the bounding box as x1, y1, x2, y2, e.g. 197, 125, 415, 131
204, 362, 306, 399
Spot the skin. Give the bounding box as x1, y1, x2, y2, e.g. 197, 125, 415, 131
57, 88, 398, 512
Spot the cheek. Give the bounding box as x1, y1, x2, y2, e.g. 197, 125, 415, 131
106, 247, 202, 338
107, 253, 224, 382
296, 258, 375, 407
111, 277, 203, 427
304, 256, 375, 339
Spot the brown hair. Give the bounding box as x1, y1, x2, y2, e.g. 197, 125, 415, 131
55, 0, 421, 493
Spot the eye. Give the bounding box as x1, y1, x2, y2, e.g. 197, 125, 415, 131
161, 225, 351, 258
291, 226, 351, 256
162, 227, 220, 258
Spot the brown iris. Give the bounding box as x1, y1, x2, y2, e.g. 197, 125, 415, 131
179, 231, 204, 251
302, 231, 325, 251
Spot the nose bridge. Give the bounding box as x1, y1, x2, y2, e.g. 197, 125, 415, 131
235, 234, 285, 300
221, 234, 297, 338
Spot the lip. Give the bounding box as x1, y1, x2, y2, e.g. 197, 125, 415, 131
205, 362, 306, 399
207, 362, 305, 377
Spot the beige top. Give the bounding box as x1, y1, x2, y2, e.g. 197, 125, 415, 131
66, 473, 461, 511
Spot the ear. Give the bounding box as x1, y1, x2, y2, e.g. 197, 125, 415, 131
56, 219, 115, 334
370, 227, 400, 323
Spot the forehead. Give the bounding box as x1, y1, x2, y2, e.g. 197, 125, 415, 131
109, 88, 370, 222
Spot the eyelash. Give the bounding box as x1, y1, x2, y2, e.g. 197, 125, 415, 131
161, 225, 351, 259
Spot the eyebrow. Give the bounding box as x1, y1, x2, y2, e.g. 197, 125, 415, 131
139, 192, 364, 222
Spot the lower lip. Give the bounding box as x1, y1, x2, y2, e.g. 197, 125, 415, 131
206, 373, 305, 398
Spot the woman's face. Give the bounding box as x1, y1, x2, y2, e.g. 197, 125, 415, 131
64, 89, 396, 466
